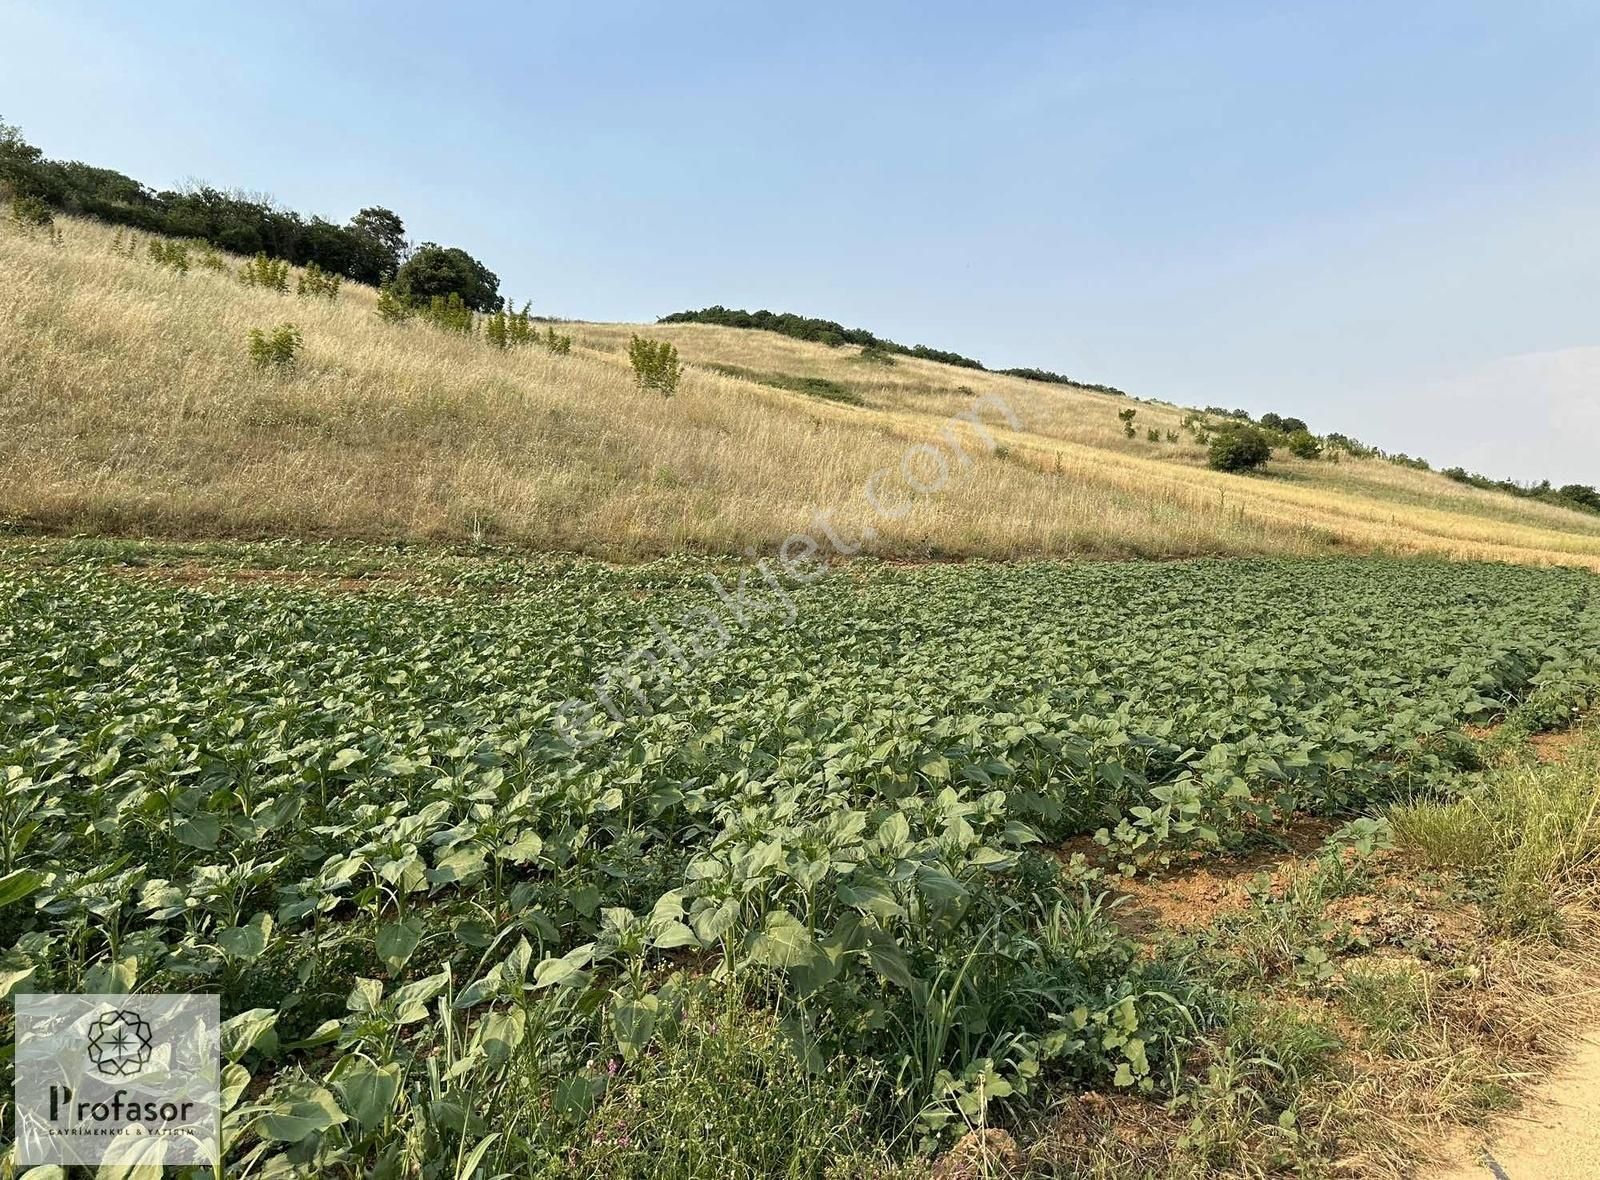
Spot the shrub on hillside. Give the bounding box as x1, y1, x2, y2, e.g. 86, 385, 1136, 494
9, 194, 52, 227
1208, 425, 1273, 473
376, 279, 413, 323
629, 336, 682, 396
147, 239, 190, 274
485, 302, 534, 350
296, 260, 342, 300
544, 326, 572, 355
1117, 407, 1137, 438
1286, 430, 1323, 460
239, 252, 289, 292
420, 292, 473, 336
1324, 432, 1376, 459
247, 323, 302, 370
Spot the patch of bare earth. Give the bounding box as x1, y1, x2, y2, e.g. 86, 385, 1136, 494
1092, 816, 1337, 939
1528, 727, 1585, 764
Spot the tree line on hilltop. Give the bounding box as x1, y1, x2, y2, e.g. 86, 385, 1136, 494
0, 116, 504, 311
657, 306, 1130, 395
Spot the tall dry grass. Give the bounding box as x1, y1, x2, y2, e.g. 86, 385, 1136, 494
2, 216, 1599, 566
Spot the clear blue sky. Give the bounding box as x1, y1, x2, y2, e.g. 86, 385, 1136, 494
5, 0, 1597, 482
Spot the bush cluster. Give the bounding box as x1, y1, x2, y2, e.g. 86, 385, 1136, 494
9, 193, 51, 227
375, 279, 412, 324
394, 244, 501, 312
247, 322, 302, 370
1259, 412, 1308, 435
1286, 429, 1322, 460
1443, 467, 1600, 516
419, 292, 473, 336
376, 283, 573, 360
1208, 425, 1273, 472
147, 239, 190, 274
483, 303, 531, 350
629, 335, 682, 396
239, 252, 289, 292
296, 261, 341, 300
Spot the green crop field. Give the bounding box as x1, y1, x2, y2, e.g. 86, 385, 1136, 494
2, 548, 1597, 1175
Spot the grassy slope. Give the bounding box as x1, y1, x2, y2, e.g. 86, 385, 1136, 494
4, 215, 1600, 567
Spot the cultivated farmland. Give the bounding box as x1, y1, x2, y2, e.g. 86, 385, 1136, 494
2, 547, 1597, 1175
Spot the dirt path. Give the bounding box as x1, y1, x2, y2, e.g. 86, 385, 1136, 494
1425, 1031, 1600, 1179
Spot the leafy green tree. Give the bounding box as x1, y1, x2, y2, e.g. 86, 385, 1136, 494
396, 244, 502, 312
348, 206, 408, 277
1558, 484, 1600, 512
1208, 425, 1273, 472
1286, 430, 1322, 460
0, 116, 51, 203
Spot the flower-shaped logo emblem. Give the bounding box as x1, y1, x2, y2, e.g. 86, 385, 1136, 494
85, 1009, 155, 1077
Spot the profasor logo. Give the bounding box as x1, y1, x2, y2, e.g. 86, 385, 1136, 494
85, 1008, 155, 1076
13, 992, 220, 1166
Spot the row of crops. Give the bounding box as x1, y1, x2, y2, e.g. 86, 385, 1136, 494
2, 553, 1599, 1174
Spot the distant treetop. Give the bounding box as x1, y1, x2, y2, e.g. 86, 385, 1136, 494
657, 305, 1132, 393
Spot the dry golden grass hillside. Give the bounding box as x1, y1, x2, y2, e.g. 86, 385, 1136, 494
4, 215, 1600, 567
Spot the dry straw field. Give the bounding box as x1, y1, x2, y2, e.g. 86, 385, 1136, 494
4, 215, 1600, 567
